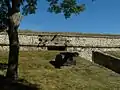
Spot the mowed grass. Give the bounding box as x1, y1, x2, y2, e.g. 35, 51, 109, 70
0, 51, 120, 90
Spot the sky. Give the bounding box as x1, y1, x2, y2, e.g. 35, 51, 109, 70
20, 0, 120, 34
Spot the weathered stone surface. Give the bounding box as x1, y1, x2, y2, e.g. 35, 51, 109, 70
0, 32, 120, 47
0, 32, 120, 61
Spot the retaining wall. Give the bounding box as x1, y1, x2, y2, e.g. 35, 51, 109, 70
92, 51, 120, 74
1, 32, 120, 61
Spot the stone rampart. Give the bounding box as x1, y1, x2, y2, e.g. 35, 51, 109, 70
1, 32, 120, 61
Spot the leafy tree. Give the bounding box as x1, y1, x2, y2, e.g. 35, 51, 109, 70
0, 0, 89, 80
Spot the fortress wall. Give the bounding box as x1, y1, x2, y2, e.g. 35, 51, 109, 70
0, 32, 120, 61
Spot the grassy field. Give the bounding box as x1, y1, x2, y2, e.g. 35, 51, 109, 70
0, 51, 120, 90
105, 51, 120, 58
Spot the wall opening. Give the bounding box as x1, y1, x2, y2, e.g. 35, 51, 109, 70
47, 46, 66, 51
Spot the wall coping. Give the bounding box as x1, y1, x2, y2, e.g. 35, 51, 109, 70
1, 32, 120, 38
1, 43, 120, 48
93, 51, 120, 60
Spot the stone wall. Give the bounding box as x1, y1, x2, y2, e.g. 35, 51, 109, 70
92, 51, 120, 74
1, 32, 120, 61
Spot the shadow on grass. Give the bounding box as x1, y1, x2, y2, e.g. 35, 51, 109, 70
0, 63, 8, 70
0, 75, 40, 90
0, 63, 40, 90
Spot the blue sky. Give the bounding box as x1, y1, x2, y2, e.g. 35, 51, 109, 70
20, 0, 120, 34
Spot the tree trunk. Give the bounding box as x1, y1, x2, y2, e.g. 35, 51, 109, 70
6, 15, 20, 80
4, 0, 21, 80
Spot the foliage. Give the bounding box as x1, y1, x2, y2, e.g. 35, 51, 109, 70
0, 0, 85, 24
47, 0, 85, 18
0, 0, 8, 30
0, 0, 86, 31
21, 0, 85, 19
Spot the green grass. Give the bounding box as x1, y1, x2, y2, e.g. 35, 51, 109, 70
105, 51, 120, 58
0, 51, 120, 90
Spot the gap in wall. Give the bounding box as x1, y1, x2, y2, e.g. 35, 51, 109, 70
47, 46, 66, 51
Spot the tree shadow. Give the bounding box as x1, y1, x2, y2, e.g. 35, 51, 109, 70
0, 63, 40, 90
0, 75, 40, 90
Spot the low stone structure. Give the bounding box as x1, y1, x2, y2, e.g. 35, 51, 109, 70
92, 51, 120, 74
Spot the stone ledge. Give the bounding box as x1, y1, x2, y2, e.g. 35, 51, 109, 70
1, 43, 120, 48
92, 51, 120, 74
1, 32, 120, 38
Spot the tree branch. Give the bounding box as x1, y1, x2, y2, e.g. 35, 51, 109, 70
12, 0, 21, 13
5, 0, 11, 14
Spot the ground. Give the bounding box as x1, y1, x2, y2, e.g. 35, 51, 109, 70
105, 51, 120, 58
0, 51, 120, 90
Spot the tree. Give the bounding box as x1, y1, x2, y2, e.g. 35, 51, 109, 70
0, 0, 86, 80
